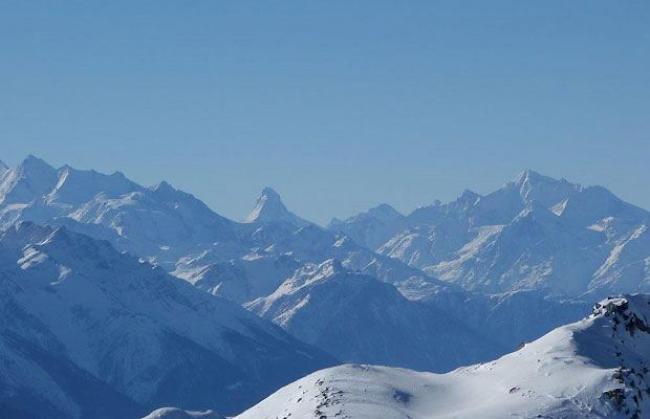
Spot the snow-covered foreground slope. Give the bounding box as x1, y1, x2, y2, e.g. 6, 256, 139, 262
237, 294, 650, 419
0, 222, 335, 418
142, 407, 223, 419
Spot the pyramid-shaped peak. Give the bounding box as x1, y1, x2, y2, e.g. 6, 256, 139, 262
261, 186, 281, 199
244, 187, 310, 227
152, 180, 176, 193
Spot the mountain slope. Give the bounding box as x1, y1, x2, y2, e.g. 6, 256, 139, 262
247, 259, 502, 371
236, 294, 650, 419
0, 222, 335, 418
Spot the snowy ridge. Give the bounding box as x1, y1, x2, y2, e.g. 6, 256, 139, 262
0, 222, 335, 418
236, 294, 650, 419
332, 169, 650, 298
246, 259, 503, 371
0, 157, 432, 306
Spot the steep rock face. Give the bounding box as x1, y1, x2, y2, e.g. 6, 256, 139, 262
333, 170, 650, 298
247, 260, 503, 372
0, 222, 335, 418
236, 294, 650, 419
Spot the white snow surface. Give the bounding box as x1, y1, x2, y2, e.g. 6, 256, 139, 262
238, 294, 650, 419
332, 169, 650, 298
142, 407, 223, 419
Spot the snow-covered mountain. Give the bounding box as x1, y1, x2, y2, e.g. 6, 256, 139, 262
329, 203, 407, 250
0, 156, 433, 304
247, 259, 503, 371
236, 294, 650, 419
330, 170, 650, 298
0, 157, 622, 373
244, 186, 310, 227
0, 222, 335, 418
0, 156, 241, 264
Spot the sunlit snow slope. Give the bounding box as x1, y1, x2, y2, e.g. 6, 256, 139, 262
237, 295, 650, 419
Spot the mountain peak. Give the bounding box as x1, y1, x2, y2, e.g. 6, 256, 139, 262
19, 154, 55, 173
152, 180, 176, 194
261, 186, 281, 199
366, 203, 403, 221
0, 155, 58, 204
509, 169, 582, 209
513, 169, 550, 186
244, 187, 310, 227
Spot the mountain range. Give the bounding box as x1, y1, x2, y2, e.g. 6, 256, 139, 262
331, 169, 650, 299
1, 155, 650, 417
0, 222, 334, 418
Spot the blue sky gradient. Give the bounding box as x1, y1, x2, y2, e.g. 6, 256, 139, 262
1, 1, 649, 223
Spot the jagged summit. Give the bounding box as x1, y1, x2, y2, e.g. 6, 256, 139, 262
21, 153, 53, 168
0, 154, 58, 205
150, 180, 177, 195
513, 168, 551, 185
244, 187, 311, 227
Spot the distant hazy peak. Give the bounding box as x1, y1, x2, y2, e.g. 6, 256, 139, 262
244, 187, 310, 227
333, 203, 404, 227
18, 154, 55, 171
261, 186, 281, 199
456, 189, 481, 204
513, 169, 554, 186
366, 203, 403, 219
151, 180, 177, 194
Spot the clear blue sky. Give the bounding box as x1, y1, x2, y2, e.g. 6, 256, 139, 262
1, 1, 649, 224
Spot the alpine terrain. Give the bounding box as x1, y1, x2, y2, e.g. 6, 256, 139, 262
236, 294, 650, 419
